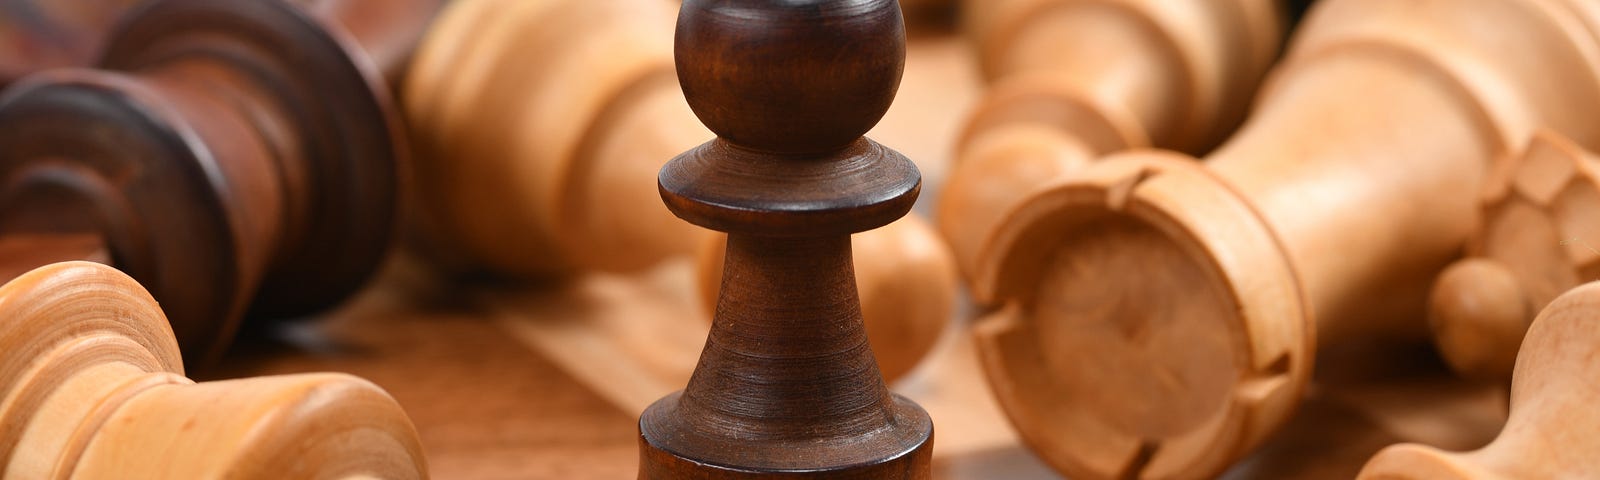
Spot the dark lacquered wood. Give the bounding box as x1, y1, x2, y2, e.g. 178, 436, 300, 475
639, 0, 933, 477
0, 0, 403, 365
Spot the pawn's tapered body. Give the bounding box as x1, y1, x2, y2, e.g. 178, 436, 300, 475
638, 0, 933, 477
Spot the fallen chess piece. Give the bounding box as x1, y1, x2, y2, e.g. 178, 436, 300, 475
0, 262, 426, 479
1429, 131, 1600, 382
1359, 280, 1600, 479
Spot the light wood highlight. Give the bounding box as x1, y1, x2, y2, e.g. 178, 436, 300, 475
939, 0, 1282, 278
971, 1, 1600, 478
1428, 130, 1600, 382
0, 262, 426, 479
1359, 281, 1600, 479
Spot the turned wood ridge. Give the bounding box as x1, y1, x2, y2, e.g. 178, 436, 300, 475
1360, 280, 1600, 479
405, 0, 958, 381
969, 1, 1600, 478
0, 0, 406, 364
0, 262, 426, 479
939, 0, 1283, 277
637, 0, 934, 477
1428, 130, 1600, 382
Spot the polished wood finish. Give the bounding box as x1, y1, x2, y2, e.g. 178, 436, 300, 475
404, 0, 713, 276
696, 214, 959, 384
1428, 131, 1600, 382
0, 0, 142, 88
939, 0, 1282, 278
1360, 281, 1600, 479
638, 0, 933, 477
0, 0, 403, 364
0, 261, 425, 479
969, 1, 1600, 478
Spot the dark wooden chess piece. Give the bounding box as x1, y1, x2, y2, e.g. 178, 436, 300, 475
637, 0, 934, 477
0, 0, 404, 365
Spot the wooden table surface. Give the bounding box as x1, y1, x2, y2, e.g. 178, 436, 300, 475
202, 27, 1508, 480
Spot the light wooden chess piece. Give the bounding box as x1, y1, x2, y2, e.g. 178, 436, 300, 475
638, 0, 933, 476
0, 262, 426, 479
0, 0, 405, 365
1358, 280, 1600, 479
939, 0, 1283, 277
696, 214, 958, 383
403, 0, 960, 376
1429, 131, 1600, 383
969, 0, 1600, 478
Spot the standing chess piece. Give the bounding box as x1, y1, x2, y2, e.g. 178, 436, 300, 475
0, 262, 426, 479
939, 0, 1282, 277
0, 0, 404, 364
1428, 131, 1600, 383
695, 214, 958, 383
637, 0, 934, 477
968, 0, 1600, 478
1358, 281, 1600, 479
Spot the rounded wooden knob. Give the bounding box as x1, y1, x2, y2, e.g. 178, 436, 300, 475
1426, 130, 1600, 382
696, 214, 957, 383
1428, 259, 1532, 381
676, 0, 906, 153
0, 262, 426, 479
1360, 281, 1600, 479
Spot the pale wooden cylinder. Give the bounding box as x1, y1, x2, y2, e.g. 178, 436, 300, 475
939, 0, 1282, 278
969, 1, 1600, 478
0, 262, 426, 479
1359, 281, 1600, 479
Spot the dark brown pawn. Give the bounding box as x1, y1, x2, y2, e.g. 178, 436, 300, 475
639, 0, 933, 478
0, 0, 402, 365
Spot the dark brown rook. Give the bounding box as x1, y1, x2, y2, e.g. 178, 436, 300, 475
0, 0, 402, 365
638, 0, 933, 478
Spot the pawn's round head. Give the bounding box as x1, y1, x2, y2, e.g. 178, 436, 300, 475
676, 0, 906, 154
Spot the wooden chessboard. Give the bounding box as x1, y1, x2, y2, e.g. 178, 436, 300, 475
200, 29, 1508, 480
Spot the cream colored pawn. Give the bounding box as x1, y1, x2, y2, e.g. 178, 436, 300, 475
0, 262, 426, 479
938, 0, 1283, 277
1360, 281, 1600, 479
1429, 131, 1600, 382
971, 0, 1600, 478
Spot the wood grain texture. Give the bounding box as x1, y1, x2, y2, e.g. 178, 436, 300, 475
0, 262, 425, 480
639, 0, 934, 477
939, 0, 1283, 279
0, 0, 403, 364
1428, 131, 1600, 382
1360, 281, 1600, 479
969, 0, 1600, 478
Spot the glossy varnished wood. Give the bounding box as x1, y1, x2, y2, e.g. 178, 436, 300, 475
970, 0, 1600, 478
1361, 281, 1600, 479
0, 0, 404, 364
0, 262, 425, 479
638, 0, 933, 477
1428, 131, 1600, 382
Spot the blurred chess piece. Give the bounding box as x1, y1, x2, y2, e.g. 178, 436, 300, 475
404, 0, 713, 276
696, 214, 958, 383
638, 0, 934, 476
0, 0, 404, 364
1359, 281, 1600, 479
0, 262, 426, 479
968, 0, 1600, 478
0, 0, 143, 87
940, 0, 1283, 277
0, 0, 441, 87
1429, 131, 1600, 383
